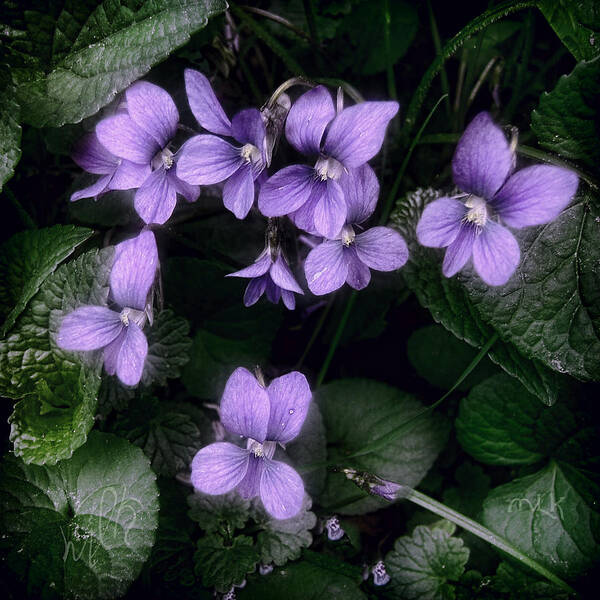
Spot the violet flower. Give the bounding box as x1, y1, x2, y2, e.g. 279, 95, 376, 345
258, 86, 398, 239
57, 230, 158, 386
96, 81, 199, 225
176, 69, 268, 219
416, 111, 579, 286
191, 367, 311, 520
227, 245, 303, 310
70, 132, 150, 202
325, 516, 345, 541
371, 561, 391, 586
304, 164, 408, 295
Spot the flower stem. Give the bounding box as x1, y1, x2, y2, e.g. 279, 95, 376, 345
296, 295, 335, 369
426, 0, 451, 119
383, 0, 397, 101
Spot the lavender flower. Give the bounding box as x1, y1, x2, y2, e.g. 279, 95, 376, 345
191, 367, 311, 519
96, 81, 199, 225
416, 111, 579, 285
258, 86, 398, 238
371, 561, 391, 586
227, 245, 303, 310
57, 230, 158, 386
325, 516, 345, 541
304, 164, 408, 294
176, 69, 267, 219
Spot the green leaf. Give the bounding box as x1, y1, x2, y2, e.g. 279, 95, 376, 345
481, 461, 600, 579
0, 63, 22, 191
0, 431, 159, 599
407, 325, 497, 391
442, 462, 491, 519
6, 0, 228, 127
188, 491, 251, 534
391, 187, 593, 404
0, 225, 93, 336
194, 534, 259, 593
385, 525, 470, 600
142, 309, 192, 387
238, 555, 367, 600
98, 375, 135, 416
531, 58, 600, 175
114, 398, 211, 477
456, 374, 598, 467
538, 0, 600, 61
251, 495, 317, 567
316, 379, 449, 514
491, 561, 571, 599
69, 189, 136, 227
338, 0, 418, 75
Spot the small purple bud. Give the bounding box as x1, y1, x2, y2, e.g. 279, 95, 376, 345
259, 563, 274, 576
371, 561, 390, 586
325, 516, 344, 541
371, 480, 403, 502
222, 588, 236, 600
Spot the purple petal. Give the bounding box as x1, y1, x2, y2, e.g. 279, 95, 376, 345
244, 276, 268, 306
96, 114, 159, 164
281, 289, 296, 310
114, 321, 148, 386
285, 85, 335, 155
110, 230, 158, 310
305, 240, 349, 295
452, 111, 514, 198
126, 81, 178, 148
184, 69, 232, 136
313, 179, 347, 239
266, 371, 311, 443
228, 251, 272, 279
231, 108, 266, 154
70, 174, 112, 202
416, 197, 466, 247
72, 133, 118, 174
236, 455, 263, 499
220, 367, 270, 442
472, 221, 520, 286
191, 443, 250, 494
323, 101, 399, 168
103, 328, 125, 376
265, 278, 282, 304
223, 162, 255, 219
345, 247, 371, 290
57, 306, 122, 350
260, 459, 304, 519
491, 165, 579, 228
108, 160, 151, 191
258, 165, 315, 217
270, 254, 303, 294
134, 167, 177, 225
341, 164, 379, 224
176, 135, 243, 185
167, 169, 200, 203
354, 226, 408, 271
289, 191, 319, 235
442, 224, 477, 278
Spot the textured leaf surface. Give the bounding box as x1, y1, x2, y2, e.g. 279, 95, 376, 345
538, 0, 600, 62
142, 309, 192, 387
385, 525, 469, 600
0, 432, 159, 599
491, 561, 570, 599
0, 64, 22, 191
0, 225, 93, 336
194, 534, 259, 593
188, 491, 251, 534
317, 379, 449, 514
6, 0, 228, 127
251, 495, 317, 567
481, 461, 600, 579
456, 374, 598, 468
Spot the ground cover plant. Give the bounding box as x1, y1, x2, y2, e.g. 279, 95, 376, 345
0, 0, 599, 598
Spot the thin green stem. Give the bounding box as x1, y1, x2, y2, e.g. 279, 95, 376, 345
5, 187, 36, 229
347, 333, 498, 459
295, 295, 335, 369
384, 0, 397, 101
402, 0, 538, 142
302, 0, 320, 48
314, 78, 364, 104
426, 0, 451, 119
239, 46, 264, 106
406, 488, 576, 595
315, 291, 357, 387
379, 93, 448, 225
242, 6, 311, 41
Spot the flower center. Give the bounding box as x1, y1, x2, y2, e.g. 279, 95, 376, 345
152, 148, 174, 170
246, 438, 276, 459
119, 307, 147, 328
341, 224, 355, 246
240, 143, 262, 165
314, 156, 344, 181
463, 195, 489, 228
